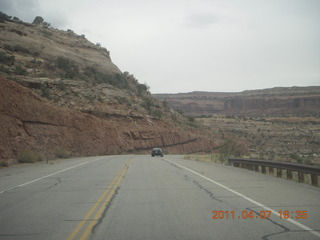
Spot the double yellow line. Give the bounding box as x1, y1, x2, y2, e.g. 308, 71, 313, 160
66, 158, 132, 240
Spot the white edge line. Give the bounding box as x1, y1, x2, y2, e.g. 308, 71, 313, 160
0, 157, 104, 194
164, 158, 320, 238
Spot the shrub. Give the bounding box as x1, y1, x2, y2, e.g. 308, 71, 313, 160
57, 80, 66, 91
162, 100, 169, 108
17, 150, 42, 163
289, 153, 313, 164
141, 97, 154, 111
14, 64, 27, 75
41, 29, 53, 38
176, 109, 184, 115
171, 114, 178, 122
137, 83, 148, 96
0, 11, 11, 21
56, 56, 79, 79
0, 65, 11, 74
13, 16, 21, 22
219, 136, 249, 161
151, 109, 163, 119
115, 96, 131, 106
56, 149, 71, 158
188, 116, 195, 122
11, 29, 25, 36
5, 44, 30, 54
0, 160, 9, 167
113, 73, 129, 89
0, 52, 15, 65
40, 83, 51, 99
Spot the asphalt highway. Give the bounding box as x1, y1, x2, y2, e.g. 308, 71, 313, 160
0, 155, 319, 240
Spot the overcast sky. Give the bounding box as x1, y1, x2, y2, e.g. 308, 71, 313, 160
1, 0, 319, 93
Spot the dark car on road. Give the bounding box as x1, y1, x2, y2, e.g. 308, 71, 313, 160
151, 148, 163, 157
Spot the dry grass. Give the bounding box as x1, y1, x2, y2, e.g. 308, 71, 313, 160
17, 150, 43, 163
0, 159, 10, 167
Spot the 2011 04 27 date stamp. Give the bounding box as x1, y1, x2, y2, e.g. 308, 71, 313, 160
212, 210, 308, 220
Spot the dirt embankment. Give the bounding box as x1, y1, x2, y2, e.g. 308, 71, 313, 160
0, 76, 210, 161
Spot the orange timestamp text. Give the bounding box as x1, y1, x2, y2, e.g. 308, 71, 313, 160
212, 210, 308, 220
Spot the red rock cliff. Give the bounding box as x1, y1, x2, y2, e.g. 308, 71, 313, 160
0, 76, 210, 160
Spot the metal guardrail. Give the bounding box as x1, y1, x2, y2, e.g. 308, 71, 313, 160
228, 158, 320, 186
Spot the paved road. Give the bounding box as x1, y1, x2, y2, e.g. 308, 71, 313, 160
0, 155, 319, 240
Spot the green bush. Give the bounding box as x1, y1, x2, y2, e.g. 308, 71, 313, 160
290, 154, 313, 164
151, 109, 163, 119
5, 44, 30, 54
57, 80, 66, 91
188, 116, 195, 122
56, 56, 79, 79
141, 97, 154, 111
40, 29, 53, 38
0, 160, 9, 167
14, 64, 27, 75
56, 149, 71, 158
40, 84, 51, 99
176, 109, 184, 115
219, 136, 249, 161
137, 83, 148, 96
0, 11, 11, 21
17, 150, 42, 163
0, 52, 15, 65
84, 67, 131, 89
115, 96, 131, 106
0, 65, 11, 74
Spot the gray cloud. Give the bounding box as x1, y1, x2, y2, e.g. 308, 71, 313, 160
0, 0, 319, 93
185, 13, 219, 28
0, 0, 40, 22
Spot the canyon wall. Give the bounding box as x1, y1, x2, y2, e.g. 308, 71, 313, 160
154, 88, 320, 116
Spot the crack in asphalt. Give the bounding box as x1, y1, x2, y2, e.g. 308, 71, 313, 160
169, 162, 183, 170
192, 179, 223, 203
183, 174, 223, 203
90, 186, 120, 239
249, 208, 320, 239
248, 208, 292, 240
45, 177, 62, 190
163, 159, 223, 203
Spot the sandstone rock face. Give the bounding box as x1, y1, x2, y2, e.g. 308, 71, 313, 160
154, 87, 320, 116
0, 20, 121, 76
224, 96, 320, 115
0, 76, 210, 160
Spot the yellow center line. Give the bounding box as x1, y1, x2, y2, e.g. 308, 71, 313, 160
66, 158, 132, 240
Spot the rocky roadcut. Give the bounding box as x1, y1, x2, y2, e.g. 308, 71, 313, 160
0, 76, 210, 161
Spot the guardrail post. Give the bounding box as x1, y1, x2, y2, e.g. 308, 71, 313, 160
269, 167, 274, 175
262, 166, 266, 174
277, 168, 282, 178
311, 174, 318, 186
287, 170, 293, 180
298, 172, 304, 183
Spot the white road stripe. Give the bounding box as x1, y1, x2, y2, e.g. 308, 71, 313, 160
164, 158, 320, 238
0, 157, 104, 194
